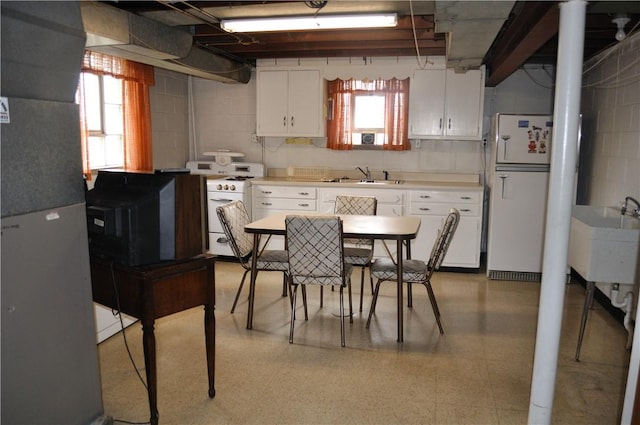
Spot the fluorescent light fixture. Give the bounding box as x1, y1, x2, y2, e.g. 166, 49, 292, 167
220, 13, 397, 33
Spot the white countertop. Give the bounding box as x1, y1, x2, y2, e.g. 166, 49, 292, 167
251, 176, 483, 191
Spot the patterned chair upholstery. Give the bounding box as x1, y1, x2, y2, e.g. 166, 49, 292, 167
334, 195, 377, 312
216, 200, 289, 314
367, 208, 460, 335
286, 215, 353, 347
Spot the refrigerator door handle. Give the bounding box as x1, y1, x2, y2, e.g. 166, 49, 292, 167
499, 174, 508, 198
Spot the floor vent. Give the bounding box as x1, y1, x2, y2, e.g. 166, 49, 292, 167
488, 270, 542, 282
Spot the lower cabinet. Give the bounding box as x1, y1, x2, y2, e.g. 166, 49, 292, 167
409, 189, 482, 268
252, 185, 317, 250
251, 182, 482, 269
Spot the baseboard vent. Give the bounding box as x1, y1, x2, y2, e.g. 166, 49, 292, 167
488, 270, 542, 282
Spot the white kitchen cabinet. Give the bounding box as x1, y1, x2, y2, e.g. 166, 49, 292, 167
408, 67, 485, 140
256, 68, 325, 137
318, 187, 405, 259
409, 189, 482, 268
252, 184, 317, 249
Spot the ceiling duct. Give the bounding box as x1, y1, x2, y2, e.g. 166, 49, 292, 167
81, 2, 250, 84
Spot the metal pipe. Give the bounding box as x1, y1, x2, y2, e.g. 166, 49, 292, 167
528, 1, 585, 423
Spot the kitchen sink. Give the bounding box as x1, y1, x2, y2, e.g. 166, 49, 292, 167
568, 205, 640, 284
325, 178, 403, 185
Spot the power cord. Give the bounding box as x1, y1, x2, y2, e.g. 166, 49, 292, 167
108, 262, 159, 425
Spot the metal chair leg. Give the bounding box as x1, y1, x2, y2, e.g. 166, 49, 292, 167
230, 269, 250, 313
366, 279, 383, 328
425, 282, 444, 334
339, 285, 345, 347
289, 284, 298, 343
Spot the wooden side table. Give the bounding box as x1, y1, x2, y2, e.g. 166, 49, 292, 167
90, 255, 216, 425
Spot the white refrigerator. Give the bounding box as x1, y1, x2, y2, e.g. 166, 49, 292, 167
487, 114, 553, 280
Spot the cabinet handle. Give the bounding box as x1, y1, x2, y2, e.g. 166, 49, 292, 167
298, 192, 309, 195
291, 116, 295, 127
261, 202, 273, 206
460, 208, 471, 212
460, 196, 471, 200
419, 207, 430, 211
419, 195, 431, 199
439, 118, 443, 129
217, 237, 229, 244
283, 116, 287, 127
448, 118, 451, 129
261, 190, 272, 194
298, 203, 309, 207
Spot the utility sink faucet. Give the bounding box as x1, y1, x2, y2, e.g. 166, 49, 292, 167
622, 196, 640, 217
356, 166, 372, 181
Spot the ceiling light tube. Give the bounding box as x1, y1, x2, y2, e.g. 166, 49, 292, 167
220, 13, 397, 33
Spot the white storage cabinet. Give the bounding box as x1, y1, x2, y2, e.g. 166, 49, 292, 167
409, 67, 485, 140
256, 68, 325, 137
409, 189, 482, 268
252, 185, 317, 250
318, 187, 405, 259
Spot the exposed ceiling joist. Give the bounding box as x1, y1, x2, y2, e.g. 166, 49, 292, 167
484, 2, 559, 86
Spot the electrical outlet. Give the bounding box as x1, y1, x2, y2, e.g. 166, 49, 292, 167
251, 133, 258, 143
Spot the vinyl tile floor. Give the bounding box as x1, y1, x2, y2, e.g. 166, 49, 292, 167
98, 260, 631, 424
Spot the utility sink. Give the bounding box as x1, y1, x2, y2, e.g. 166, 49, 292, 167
568, 205, 640, 283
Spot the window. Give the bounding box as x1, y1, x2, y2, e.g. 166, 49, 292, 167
77, 51, 155, 180
80, 72, 124, 169
326, 78, 410, 150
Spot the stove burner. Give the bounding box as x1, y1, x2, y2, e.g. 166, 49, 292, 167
226, 176, 254, 181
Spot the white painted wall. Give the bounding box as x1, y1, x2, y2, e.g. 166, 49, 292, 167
580, 32, 640, 207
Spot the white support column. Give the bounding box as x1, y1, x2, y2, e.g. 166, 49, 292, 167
528, 1, 585, 424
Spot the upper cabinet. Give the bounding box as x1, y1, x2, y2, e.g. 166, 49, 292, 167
409, 66, 485, 140
256, 68, 325, 137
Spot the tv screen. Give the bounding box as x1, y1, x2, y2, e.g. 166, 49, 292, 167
86, 170, 203, 267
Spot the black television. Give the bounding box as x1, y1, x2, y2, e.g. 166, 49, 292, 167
86, 170, 205, 267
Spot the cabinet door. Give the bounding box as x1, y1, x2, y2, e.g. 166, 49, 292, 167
444, 68, 483, 139
288, 69, 323, 136
408, 69, 446, 137
257, 70, 289, 135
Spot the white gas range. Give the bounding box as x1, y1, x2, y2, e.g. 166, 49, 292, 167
186, 159, 265, 256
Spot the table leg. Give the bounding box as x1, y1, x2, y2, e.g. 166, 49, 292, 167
575, 280, 595, 361
204, 303, 216, 398
397, 239, 404, 343
246, 234, 260, 329
142, 318, 159, 425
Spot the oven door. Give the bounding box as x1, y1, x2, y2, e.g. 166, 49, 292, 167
207, 191, 244, 256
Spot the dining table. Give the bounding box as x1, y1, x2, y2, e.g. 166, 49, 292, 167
244, 212, 421, 342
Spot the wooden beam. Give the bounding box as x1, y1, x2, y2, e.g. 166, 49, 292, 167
485, 1, 560, 87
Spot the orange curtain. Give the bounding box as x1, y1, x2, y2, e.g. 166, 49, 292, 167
79, 50, 155, 178
326, 78, 410, 151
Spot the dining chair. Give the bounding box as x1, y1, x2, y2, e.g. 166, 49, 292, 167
333, 195, 377, 312
366, 208, 460, 334
285, 215, 353, 347
216, 200, 289, 314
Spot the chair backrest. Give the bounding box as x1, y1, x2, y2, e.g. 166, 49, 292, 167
216, 200, 253, 264
334, 195, 377, 246
285, 215, 346, 286
426, 208, 460, 278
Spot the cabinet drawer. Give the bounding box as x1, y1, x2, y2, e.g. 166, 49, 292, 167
254, 198, 316, 211
410, 190, 480, 204
319, 188, 403, 204
409, 203, 480, 216
255, 186, 316, 199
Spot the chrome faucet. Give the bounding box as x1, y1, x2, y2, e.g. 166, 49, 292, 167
356, 166, 372, 181
621, 196, 640, 217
